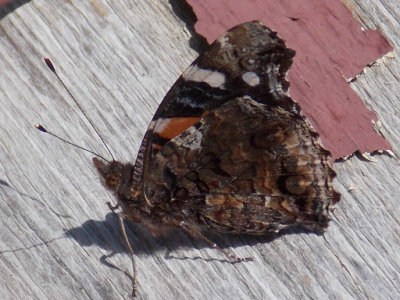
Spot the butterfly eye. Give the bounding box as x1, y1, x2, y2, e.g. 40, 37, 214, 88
105, 174, 120, 190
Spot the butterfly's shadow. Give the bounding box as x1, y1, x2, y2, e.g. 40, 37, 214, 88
65, 212, 322, 266
0, 0, 30, 20
169, 0, 209, 53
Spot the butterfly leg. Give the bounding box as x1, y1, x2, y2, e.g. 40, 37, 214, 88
178, 221, 253, 263
106, 201, 120, 211
117, 212, 137, 297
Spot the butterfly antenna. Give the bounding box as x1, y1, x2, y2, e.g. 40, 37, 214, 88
35, 124, 110, 163
43, 58, 115, 162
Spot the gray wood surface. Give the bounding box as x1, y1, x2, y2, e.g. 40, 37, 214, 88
1, 0, 399, 299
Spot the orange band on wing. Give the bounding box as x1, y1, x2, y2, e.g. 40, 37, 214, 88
156, 117, 202, 140
153, 144, 162, 150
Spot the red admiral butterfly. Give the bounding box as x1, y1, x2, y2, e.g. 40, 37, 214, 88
91, 21, 339, 296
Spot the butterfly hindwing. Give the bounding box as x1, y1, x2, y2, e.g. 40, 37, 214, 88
143, 96, 337, 233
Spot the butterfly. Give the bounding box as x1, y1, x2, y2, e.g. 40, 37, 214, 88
92, 20, 339, 296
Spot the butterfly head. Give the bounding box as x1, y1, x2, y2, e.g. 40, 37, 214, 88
93, 157, 133, 193
93, 157, 151, 215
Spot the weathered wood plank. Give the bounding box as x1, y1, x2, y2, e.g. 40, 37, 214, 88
0, 0, 399, 299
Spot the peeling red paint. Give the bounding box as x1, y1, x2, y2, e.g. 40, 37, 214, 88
186, 0, 393, 160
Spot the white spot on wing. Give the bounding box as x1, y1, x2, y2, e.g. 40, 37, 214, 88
182, 64, 226, 88
264, 195, 272, 207
177, 124, 204, 150
242, 72, 260, 86
219, 33, 230, 48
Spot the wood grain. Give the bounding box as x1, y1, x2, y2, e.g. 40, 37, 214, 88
0, 0, 399, 299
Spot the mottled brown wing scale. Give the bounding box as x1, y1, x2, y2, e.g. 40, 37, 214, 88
144, 96, 338, 234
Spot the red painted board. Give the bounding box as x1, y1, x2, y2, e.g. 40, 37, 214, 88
0, 0, 13, 7
186, 0, 393, 161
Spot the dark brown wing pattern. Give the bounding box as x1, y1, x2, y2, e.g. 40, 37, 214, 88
144, 96, 338, 234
